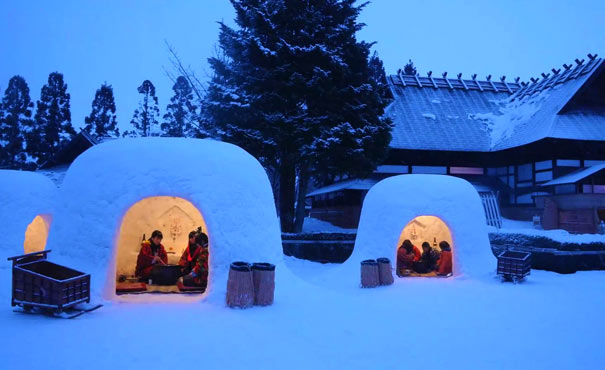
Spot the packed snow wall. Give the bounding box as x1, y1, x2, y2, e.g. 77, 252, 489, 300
48, 138, 283, 302
0, 170, 57, 257
351, 175, 493, 278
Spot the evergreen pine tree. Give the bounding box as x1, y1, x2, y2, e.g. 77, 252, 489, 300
161, 76, 198, 137
204, 0, 392, 232
0, 76, 34, 168
369, 51, 393, 102
403, 59, 417, 75
125, 80, 160, 137
29, 72, 75, 165
84, 83, 119, 139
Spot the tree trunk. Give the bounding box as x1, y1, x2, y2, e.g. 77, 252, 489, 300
279, 160, 296, 233
293, 165, 310, 233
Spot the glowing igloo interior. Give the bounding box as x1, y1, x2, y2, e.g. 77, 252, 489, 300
115, 196, 208, 294
23, 215, 52, 254
397, 215, 453, 276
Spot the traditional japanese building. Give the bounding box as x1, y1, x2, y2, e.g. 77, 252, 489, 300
308, 54, 605, 233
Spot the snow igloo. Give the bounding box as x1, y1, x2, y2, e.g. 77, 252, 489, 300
350, 175, 493, 278
48, 138, 283, 303
0, 170, 57, 257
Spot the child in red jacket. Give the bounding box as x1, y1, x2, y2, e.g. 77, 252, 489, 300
182, 232, 209, 289
436, 241, 453, 275
135, 230, 168, 280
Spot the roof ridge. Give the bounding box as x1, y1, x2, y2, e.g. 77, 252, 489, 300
510, 53, 601, 102
388, 70, 522, 94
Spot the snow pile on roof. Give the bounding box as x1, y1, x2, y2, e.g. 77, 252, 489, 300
349, 174, 493, 278
48, 138, 284, 302
469, 88, 551, 147
0, 170, 57, 256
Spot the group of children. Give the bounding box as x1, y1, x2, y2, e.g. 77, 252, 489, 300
396, 239, 452, 276
135, 229, 209, 288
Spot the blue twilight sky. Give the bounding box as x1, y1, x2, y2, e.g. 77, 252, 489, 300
1, 0, 603, 132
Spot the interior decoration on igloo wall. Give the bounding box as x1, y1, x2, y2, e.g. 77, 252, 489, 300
350, 174, 493, 278
47, 138, 283, 303
0, 170, 57, 256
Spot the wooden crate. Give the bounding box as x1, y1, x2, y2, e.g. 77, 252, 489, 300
9, 251, 90, 312
497, 250, 531, 282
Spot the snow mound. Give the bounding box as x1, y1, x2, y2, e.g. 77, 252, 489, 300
0, 170, 57, 257
48, 138, 283, 303
349, 174, 493, 278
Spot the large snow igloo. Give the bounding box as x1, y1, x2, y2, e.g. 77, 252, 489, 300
48, 138, 283, 302
0, 170, 57, 256
350, 175, 493, 278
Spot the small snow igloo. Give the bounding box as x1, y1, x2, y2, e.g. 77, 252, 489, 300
48, 138, 283, 302
0, 170, 57, 256
351, 175, 493, 278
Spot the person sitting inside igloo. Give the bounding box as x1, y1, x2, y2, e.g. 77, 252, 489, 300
135, 230, 168, 281
397, 241, 414, 275
413, 242, 440, 274
435, 241, 453, 276
179, 231, 209, 289
397, 239, 421, 276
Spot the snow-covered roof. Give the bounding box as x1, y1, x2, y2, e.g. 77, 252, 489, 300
306, 178, 378, 197
307, 176, 498, 197
0, 170, 58, 255
387, 55, 605, 152
541, 164, 605, 186
48, 138, 284, 303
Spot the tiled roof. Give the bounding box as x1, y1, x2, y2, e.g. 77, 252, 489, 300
306, 178, 378, 197
542, 164, 605, 186
386, 54, 605, 152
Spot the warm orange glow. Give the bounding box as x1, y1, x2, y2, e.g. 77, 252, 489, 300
115, 196, 207, 280
397, 215, 453, 276
23, 214, 52, 254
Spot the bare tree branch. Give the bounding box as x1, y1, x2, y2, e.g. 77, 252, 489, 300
164, 40, 207, 102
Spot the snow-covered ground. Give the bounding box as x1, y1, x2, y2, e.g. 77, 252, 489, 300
493, 218, 605, 244
302, 216, 356, 233
1, 258, 604, 370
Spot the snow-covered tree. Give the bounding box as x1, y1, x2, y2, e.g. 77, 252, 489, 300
29, 72, 75, 165
0, 76, 34, 168
161, 76, 198, 137
403, 59, 417, 75
369, 51, 393, 103
124, 80, 160, 137
84, 83, 119, 139
204, 0, 392, 232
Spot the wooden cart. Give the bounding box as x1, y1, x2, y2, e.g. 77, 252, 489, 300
497, 250, 531, 283
8, 250, 100, 318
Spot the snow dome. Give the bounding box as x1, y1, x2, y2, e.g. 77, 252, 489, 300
350, 175, 493, 278
0, 170, 57, 257
48, 138, 283, 303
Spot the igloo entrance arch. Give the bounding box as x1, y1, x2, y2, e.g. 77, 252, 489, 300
23, 214, 52, 254
0, 170, 57, 256
397, 215, 453, 277
114, 196, 208, 295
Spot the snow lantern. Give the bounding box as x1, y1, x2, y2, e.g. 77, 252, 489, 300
351, 175, 493, 278
48, 138, 283, 303
0, 170, 57, 256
